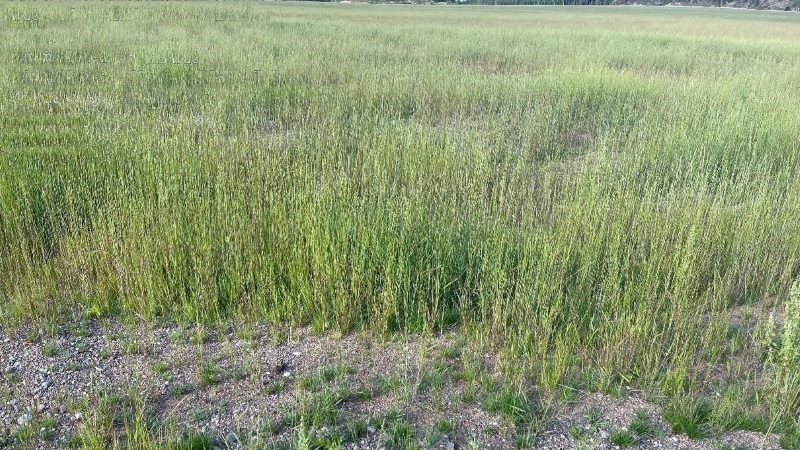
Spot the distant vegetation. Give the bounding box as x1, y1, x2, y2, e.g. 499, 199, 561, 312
295, 0, 800, 11
1, 2, 799, 444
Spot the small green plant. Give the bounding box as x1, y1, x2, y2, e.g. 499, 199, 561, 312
585, 407, 605, 428
198, 361, 221, 386
514, 431, 532, 449
232, 363, 249, 381
188, 329, 208, 345
168, 330, 184, 344
609, 429, 635, 448
384, 417, 413, 450
121, 339, 143, 355
435, 418, 454, 434
664, 400, 713, 439
628, 410, 658, 439
776, 282, 800, 365
153, 361, 170, 378
190, 407, 213, 422
483, 385, 535, 426
266, 380, 285, 395
780, 425, 800, 450
424, 418, 455, 445
372, 375, 404, 395
298, 374, 322, 392
419, 366, 445, 392
172, 433, 214, 450
168, 382, 194, 397
42, 344, 60, 357
441, 346, 460, 360
345, 419, 369, 441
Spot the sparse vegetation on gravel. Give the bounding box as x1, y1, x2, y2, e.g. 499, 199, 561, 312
1, 2, 799, 448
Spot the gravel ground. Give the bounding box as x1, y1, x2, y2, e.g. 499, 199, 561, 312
0, 320, 786, 449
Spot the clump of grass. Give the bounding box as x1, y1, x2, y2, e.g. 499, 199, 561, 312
609, 429, 635, 448
664, 400, 713, 439
482, 384, 536, 427
168, 382, 194, 398
382, 414, 414, 450
42, 344, 60, 358
265, 380, 285, 396
152, 361, 170, 378
780, 426, 800, 450
198, 361, 221, 387
628, 410, 659, 439
16, 414, 57, 443
345, 419, 369, 441
371, 374, 404, 396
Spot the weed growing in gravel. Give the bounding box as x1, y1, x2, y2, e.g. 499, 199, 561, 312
198, 361, 221, 386
265, 380, 285, 396
42, 343, 60, 358
343, 419, 369, 441
423, 418, 455, 446
780, 427, 800, 450
628, 410, 659, 439
482, 384, 536, 426
380, 412, 415, 450
609, 429, 636, 447
513, 431, 533, 449
152, 361, 169, 378
16, 414, 56, 443
418, 362, 446, 393
231, 363, 249, 381
284, 390, 342, 429
664, 399, 713, 439
585, 407, 606, 429
371, 374, 404, 396
168, 382, 194, 398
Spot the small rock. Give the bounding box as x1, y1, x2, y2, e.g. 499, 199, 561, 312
367, 426, 376, 434
282, 371, 292, 378
17, 413, 31, 426
74, 412, 83, 421
225, 432, 238, 446
446, 443, 455, 450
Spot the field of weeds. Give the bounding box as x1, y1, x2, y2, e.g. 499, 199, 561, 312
1, 2, 799, 449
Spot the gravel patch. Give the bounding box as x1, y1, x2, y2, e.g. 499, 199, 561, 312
0, 320, 786, 449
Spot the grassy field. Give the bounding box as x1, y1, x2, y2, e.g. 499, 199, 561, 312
1, 1, 800, 447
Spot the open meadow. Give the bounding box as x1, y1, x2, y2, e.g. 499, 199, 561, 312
1, 2, 800, 449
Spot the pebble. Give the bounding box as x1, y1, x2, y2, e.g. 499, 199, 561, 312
225, 432, 238, 446
17, 413, 31, 426
446, 443, 455, 450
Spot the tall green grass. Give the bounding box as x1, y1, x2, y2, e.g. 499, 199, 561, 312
1, 1, 799, 432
